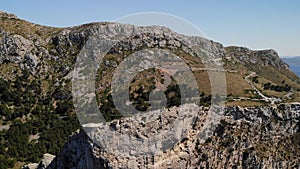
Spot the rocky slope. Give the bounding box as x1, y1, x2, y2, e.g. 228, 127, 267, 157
225, 46, 288, 69
0, 11, 299, 169
47, 103, 300, 169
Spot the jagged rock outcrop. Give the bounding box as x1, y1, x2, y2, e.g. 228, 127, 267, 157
23, 154, 55, 169
1, 11, 299, 169
0, 11, 17, 19
0, 33, 35, 63
37, 154, 55, 169
46, 130, 111, 169
47, 103, 300, 169
0, 11, 289, 77
225, 46, 289, 69
0, 26, 51, 75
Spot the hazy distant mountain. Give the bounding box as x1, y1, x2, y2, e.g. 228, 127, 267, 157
282, 56, 300, 76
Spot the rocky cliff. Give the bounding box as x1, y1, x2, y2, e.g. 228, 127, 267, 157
0, 11, 299, 169
225, 46, 289, 69
47, 104, 300, 169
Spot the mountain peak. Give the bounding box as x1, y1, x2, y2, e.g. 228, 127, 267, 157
225, 46, 288, 69
0, 11, 300, 169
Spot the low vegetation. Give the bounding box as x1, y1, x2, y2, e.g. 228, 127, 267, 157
0, 69, 79, 168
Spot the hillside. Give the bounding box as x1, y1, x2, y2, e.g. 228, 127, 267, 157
0, 11, 299, 169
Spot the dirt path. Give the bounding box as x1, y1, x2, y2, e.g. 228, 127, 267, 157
244, 72, 281, 104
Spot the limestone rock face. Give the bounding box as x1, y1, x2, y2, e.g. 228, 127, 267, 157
37, 154, 55, 169
0, 10, 288, 77
1, 11, 299, 169
225, 46, 289, 69
0, 19, 227, 77
46, 131, 111, 169
23, 154, 55, 169
0, 33, 34, 63
48, 103, 300, 169
0, 29, 49, 74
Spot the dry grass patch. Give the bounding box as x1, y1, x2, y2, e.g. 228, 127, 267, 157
193, 70, 211, 95
0, 63, 21, 80
10, 162, 26, 169
226, 100, 267, 107
1, 17, 62, 40
226, 72, 254, 98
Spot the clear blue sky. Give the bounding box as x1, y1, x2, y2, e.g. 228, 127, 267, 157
1, 0, 299, 56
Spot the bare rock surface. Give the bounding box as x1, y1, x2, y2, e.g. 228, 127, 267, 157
47, 103, 300, 169
1, 11, 299, 169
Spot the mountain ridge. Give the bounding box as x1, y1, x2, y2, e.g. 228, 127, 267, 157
0, 11, 299, 169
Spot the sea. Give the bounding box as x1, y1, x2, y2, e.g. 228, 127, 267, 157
282, 57, 300, 77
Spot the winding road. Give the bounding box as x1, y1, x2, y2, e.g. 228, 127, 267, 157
244, 72, 281, 104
